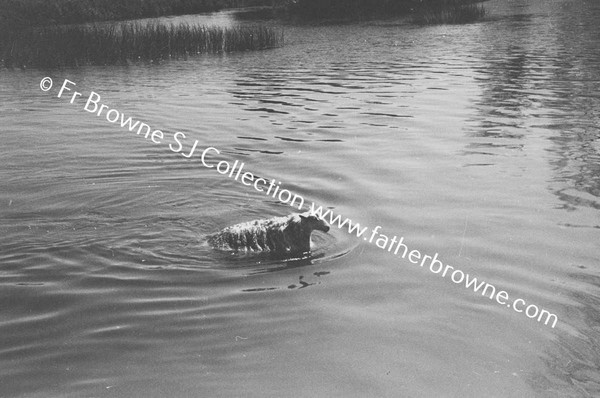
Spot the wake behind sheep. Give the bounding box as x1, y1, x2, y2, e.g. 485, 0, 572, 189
207, 211, 330, 255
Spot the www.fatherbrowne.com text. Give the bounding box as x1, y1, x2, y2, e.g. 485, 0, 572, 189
45, 77, 559, 329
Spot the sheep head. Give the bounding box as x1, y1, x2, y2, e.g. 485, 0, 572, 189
299, 211, 330, 233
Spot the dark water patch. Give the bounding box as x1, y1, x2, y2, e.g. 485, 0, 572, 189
366, 101, 393, 105
304, 98, 330, 103
258, 99, 303, 107
559, 223, 600, 230
275, 136, 308, 142
312, 81, 366, 90
292, 120, 316, 124
361, 123, 389, 127
467, 142, 524, 150
233, 147, 284, 155
244, 107, 289, 114
287, 274, 320, 290
553, 189, 600, 211
237, 135, 268, 141
361, 112, 413, 118
287, 87, 346, 95
14, 282, 46, 286
463, 163, 495, 167
317, 125, 344, 129
242, 287, 278, 292
236, 82, 275, 87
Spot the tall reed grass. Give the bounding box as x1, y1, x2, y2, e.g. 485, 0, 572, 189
412, 0, 486, 25
1, 23, 284, 68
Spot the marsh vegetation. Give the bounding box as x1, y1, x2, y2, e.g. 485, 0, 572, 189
0, 0, 282, 69
278, 0, 412, 21
0, 0, 485, 69
0, 0, 272, 28
276, 0, 486, 24
412, 0, 486, 24
1, 22, 283, 68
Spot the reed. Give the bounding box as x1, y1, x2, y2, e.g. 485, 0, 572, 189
1, 22, 284, 68
412, 0, 486, 25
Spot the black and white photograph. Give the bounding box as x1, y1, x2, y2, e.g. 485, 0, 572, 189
1, 0, 599, 396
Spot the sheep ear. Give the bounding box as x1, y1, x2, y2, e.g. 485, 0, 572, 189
299, 214, 307, 220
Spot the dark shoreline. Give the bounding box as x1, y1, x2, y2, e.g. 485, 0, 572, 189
0, 0, 486, 69
276, 0, 486, 24
0, 0, 272, 30
0, 0, 487, 30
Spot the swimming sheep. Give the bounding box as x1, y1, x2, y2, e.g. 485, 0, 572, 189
207, 211, 330, 254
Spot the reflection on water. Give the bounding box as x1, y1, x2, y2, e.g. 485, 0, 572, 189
470, 2, 600, 395
546, 7, 600, 214
472, 0, 600, 216
1, 0, 600, 396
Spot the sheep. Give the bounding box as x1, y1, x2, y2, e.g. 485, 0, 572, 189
207, 211, 330, 254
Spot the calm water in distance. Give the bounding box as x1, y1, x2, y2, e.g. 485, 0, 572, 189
1, 0, 599, 396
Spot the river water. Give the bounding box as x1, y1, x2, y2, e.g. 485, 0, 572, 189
1, 0, 599, 396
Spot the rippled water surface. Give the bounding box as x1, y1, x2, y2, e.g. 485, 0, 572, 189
1, 0, 599, 396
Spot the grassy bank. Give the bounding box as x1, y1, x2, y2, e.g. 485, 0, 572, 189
2, 23, 283, 68
277, 0, 486, 24
412, 0, 485, 24
278, 0, 413, 21
0, 0, 272, 29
